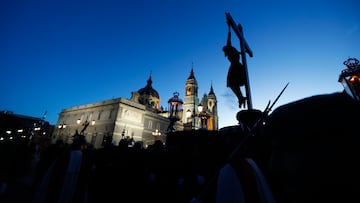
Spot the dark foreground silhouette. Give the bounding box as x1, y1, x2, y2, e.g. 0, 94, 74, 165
1, 91, 359, 203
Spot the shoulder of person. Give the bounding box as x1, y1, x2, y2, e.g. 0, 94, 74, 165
269, 92, 346, 118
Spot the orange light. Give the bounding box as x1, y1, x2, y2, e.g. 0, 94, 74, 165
349, 75, 360, 83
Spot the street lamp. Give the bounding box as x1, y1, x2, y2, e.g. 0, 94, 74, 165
58, 123, 67, 140
197, 103, 204, 113
152, 129, 161, 142
58, 123, 67, 129
74, 119, 96, 146
76, 119, 95, 133
168, 92, 183, 132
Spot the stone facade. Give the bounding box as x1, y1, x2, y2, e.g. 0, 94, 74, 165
53, 68, 218, 149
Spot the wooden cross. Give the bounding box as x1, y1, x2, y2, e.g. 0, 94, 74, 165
225, 12, 253, 109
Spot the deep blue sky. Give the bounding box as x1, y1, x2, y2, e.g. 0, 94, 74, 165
1, 0, 359, 128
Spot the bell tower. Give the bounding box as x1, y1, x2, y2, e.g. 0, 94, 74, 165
182, 66, 199, 127
206, 83, 218, 130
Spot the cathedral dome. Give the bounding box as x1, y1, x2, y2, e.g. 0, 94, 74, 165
138, 75, 160, 99
137, 75, 161, 110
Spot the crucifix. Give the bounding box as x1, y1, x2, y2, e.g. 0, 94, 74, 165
223, 12, 253, 110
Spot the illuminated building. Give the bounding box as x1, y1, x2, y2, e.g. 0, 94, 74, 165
53, 67, 218, 148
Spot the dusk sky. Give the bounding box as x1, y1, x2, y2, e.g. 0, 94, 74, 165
1, 0, 359, 128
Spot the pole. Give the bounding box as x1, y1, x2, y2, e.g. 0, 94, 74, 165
238, 24, 252, 109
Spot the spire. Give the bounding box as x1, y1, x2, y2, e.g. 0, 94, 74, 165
138, 71, 159, 99
188, 63, 196, 80
147, 71, 153, 86
209, 82, 215, 95
147, 73, 152, 86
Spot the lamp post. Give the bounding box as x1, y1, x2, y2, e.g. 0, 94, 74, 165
76, 119, 95, 135
75, 119, 96, 146
168, 92, 183, 132
33, 125, 41, 141
58, 123, 67, 141
186, 105, 208, 130
152, 129, 161, 143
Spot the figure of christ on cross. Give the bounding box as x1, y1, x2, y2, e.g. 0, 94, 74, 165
223, 12, 253, 110
223, 26, 247, 108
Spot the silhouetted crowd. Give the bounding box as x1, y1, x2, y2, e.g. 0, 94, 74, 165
0, 133, 235, 203
1, 87, 360, 203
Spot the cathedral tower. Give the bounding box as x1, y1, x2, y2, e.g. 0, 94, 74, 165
182, 67, 200, 128
206, 84, 218, 130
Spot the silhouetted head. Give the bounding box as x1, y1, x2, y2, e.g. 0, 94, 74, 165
338, 57, 360, 101
222, 45, 239, 57
236, 109, 263, 129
